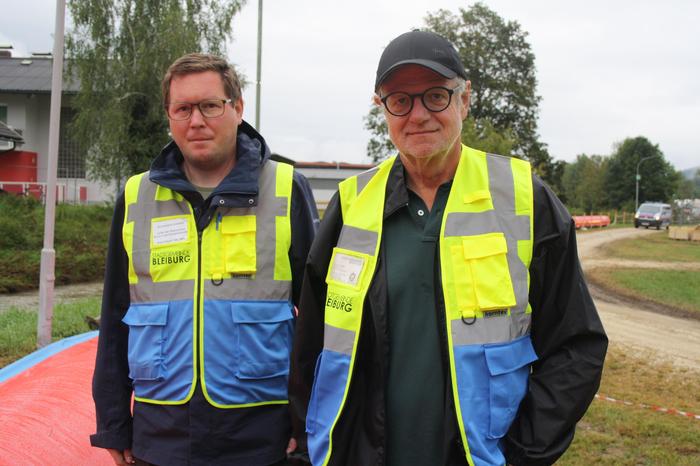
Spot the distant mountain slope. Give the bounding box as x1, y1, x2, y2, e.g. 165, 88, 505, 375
681, 166, 699, 179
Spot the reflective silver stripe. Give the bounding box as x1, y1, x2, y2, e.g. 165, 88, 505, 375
323, 324, 356, 355
355, 166, 380, 196
443, 154, 531, 315
127, 161, 292, 304
337, 225, 378, 256
130, 280, 195, 303
443, 210, 501, 236
451, 312, 532, 346
204, 276, 290, 300
128, 174, 193, 288
203, 161, 291, 301
487, 154, 530, 315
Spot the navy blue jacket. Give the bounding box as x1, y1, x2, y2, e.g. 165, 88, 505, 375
91, 121, 318, 466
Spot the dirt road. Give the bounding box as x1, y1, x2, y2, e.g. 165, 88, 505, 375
577, 227, 700, 371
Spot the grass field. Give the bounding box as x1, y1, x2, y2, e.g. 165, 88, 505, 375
587, 268, 700, 316
599, 230, 700, 262
562, 345, 700, 465
0, 194, 112, 293
0, 297, 99, 367
587, 230, 700, 316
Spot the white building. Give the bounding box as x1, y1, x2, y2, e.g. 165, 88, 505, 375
0, 49, 373, 207
0, 50, 115, 203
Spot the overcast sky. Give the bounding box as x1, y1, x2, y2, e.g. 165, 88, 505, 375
2, 0, 699, 170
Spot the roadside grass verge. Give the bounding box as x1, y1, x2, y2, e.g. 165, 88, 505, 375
0, 297, 100, 367
0, 195, 112, 293
599, 230, 700, 262
562, 344, 700, 465
587, 267, 700, 316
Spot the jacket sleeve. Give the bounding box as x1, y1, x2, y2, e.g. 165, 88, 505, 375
90, 194, 134, 450
290, 170, 320, 306
504, 176, 608, 466
289, 192, 343, 450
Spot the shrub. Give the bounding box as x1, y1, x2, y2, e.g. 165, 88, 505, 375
0, 195, 112, 293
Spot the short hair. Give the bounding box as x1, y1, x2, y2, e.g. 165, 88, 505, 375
162, 53, 242, 104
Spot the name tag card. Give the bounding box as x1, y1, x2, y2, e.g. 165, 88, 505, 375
152, 218, 189, 246
329, 252, 365, 287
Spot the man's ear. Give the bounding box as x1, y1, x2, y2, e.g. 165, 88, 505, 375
372, 94, 382, 106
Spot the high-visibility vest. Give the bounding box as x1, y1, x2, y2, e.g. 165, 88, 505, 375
121, 160, 295, 408
306, 145, 538, 466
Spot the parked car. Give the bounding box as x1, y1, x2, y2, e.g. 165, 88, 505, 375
634, 202, 672, 229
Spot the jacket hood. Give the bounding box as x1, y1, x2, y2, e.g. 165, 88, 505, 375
148, 120, 271, 196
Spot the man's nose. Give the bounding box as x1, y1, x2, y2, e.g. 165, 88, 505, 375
407, 95, 431, 121
189, 105, 206, 126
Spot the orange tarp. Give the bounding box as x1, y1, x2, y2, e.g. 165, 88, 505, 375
0, 336, 111, 465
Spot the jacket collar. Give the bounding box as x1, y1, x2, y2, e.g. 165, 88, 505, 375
148, 120, 270, 204
383, 156, 410, 219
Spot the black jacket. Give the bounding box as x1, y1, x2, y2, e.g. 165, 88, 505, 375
289, 158, 607, 466
91, 121, 318, 466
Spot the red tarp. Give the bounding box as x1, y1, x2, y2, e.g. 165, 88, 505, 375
0, 336, 111, 465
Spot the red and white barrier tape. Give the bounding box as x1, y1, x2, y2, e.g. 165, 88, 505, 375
595, 393, 700, 420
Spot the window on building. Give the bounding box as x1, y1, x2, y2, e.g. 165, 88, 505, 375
0, 105, 11, 151
58, 107, 86, 178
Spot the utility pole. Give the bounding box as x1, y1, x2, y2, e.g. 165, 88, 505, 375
635, 155, 654, 212
255, 0, 263, 131
37, 0, 66, 347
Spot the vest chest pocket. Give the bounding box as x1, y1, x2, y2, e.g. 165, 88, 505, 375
231, 301, 294, 379
122, 303, 169, 381
484, 335, 538, 438
450, 232, 517, 316
221, 215, 257, 275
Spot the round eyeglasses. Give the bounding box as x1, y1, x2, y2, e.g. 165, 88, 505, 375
166, 99, 232, 121
379, 86, 462, 117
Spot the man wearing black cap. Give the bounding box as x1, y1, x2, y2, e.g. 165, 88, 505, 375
289, 30, 607, 466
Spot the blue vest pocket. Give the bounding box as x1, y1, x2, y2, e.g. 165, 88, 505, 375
122, 303, 169, 381
231, 301, 294, 380
484, 335, 538, 438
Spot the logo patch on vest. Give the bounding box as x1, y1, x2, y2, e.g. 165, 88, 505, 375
483, 309, 509, 318
152, 218, 189, 245
152, 249, 191, 266
329, 252, 365, 287
326, 291, 353, 312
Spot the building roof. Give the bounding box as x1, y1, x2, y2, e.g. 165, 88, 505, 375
0, 121, 24, 143
295, 161, 376, 170
270, 153, 375, 170
0, 57, 79, 94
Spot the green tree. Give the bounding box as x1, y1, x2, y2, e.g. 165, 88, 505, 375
676, 177, 696, 200
364, 3, 552, 176
460, 116, 516, 156
545, 159, 568, 199
604, 136, 680, 210
66, 0, 245, 190
561, 154, 608, 213
363, 105, 395, 163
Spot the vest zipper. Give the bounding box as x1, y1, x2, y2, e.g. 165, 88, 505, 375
195, 228, 203, 386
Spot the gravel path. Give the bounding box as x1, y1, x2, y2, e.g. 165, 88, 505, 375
577, 227, 700, 371
0, 281, 103, 313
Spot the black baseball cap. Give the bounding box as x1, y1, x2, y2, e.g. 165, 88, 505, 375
374, 30, 468, 91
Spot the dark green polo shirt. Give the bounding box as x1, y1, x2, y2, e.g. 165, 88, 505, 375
384, 182, 452, 466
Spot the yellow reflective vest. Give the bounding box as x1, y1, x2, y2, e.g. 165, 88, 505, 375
121, 160, 295, 408
306, 145, 538, 466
